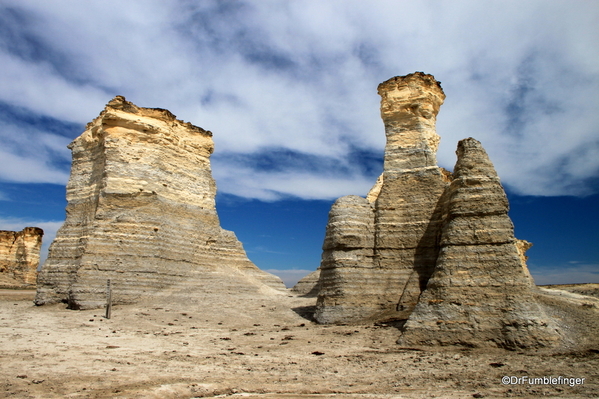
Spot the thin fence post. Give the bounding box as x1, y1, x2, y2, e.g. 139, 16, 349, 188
106, 279, 112, 319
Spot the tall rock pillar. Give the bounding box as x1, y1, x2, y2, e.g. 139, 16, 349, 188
314, 196, 376, 323
374, 73, 450, 318
314, 73, 561, 348
315, 73, 450, 323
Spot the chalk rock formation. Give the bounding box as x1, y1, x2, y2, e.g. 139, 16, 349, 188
314, 73, 560, 348
397, 138, 560, 348
0, 227, 43, 286
315, 72, 450, 324
291, 269, 321, 297
315, 195, 378, 322
35, 96, 285, 309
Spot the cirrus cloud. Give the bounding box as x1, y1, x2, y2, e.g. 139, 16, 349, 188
0, 0, 597, 199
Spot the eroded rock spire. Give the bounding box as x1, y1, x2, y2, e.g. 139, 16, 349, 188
315, 72, 450, 323
313, 73, 561, 348
378, 72, 445, 171
0, 227, 43, 286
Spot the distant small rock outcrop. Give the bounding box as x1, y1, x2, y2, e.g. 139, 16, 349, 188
291, 269, 321, 297
314, 72, 561, 349
35, 96, 285, 309
0, 227, 43, 287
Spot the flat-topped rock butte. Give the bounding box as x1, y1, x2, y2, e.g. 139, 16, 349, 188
0, 227, 43, 287
35, 96, 286, 309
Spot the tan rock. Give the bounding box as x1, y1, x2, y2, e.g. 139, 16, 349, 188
315, 72, 450, 323
365, 174, 383, 203
397, 138, 560, 349
0, 227, 43, 286
314, 73, 561, 348
377, 72, 445, 170
35, 96, 285, 309
315, 195, 378, 323
516, 239, 535, 281
291, 269, 321, 297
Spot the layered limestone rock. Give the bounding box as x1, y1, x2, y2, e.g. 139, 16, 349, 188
314, 72, 560, 348
397, 138, 560, 348
35, 96, 285, 309
315, 72, 450, 323
315, 196, 377, 322
0, 227, 43, 286
291, 269, 321, 297
374, 73, 451, 319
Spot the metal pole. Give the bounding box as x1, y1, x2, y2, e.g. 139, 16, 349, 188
106, 279, 112, 319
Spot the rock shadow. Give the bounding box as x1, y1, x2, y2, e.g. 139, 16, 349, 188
396, 183, 450, 313
297, 285, 320, 298
375, 318, 408, 332
292, 305, 317, 322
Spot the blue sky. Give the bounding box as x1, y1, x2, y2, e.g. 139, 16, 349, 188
0, 0, 597, 287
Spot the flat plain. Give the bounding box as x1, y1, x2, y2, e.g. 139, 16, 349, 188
1, 286, 598, 399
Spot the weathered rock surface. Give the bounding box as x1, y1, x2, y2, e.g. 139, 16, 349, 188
314, 72, 561, 348
0, 227, 43, 286
315, 72, 450, 324
315, 195, 378, 322
291, 269, 321, 297
396, 138, 560, 349
35, 96, 285, 309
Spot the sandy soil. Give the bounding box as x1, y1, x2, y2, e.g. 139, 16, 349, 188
1, 287, 598, 399
541, 284, 599, 300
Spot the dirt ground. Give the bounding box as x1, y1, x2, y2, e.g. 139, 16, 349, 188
541, 284, 599, 300
1, 286, 598, 399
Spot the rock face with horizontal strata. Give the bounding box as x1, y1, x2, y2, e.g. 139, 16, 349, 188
316, 195, 376, 322
0, 227, 43, 286
314, 72, 561, 348
35, 96, 285, 309
396, 138, 560, 348
315, 72, 450, 324
291, 269, 321, 297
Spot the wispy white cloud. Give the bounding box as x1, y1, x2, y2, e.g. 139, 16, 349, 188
248, 246, 288, 256
0, 0, 597, 199
531, 263, 599, 286
0, 120, 71, 184
213, 156, 378, 201
0, 149, 69, 184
